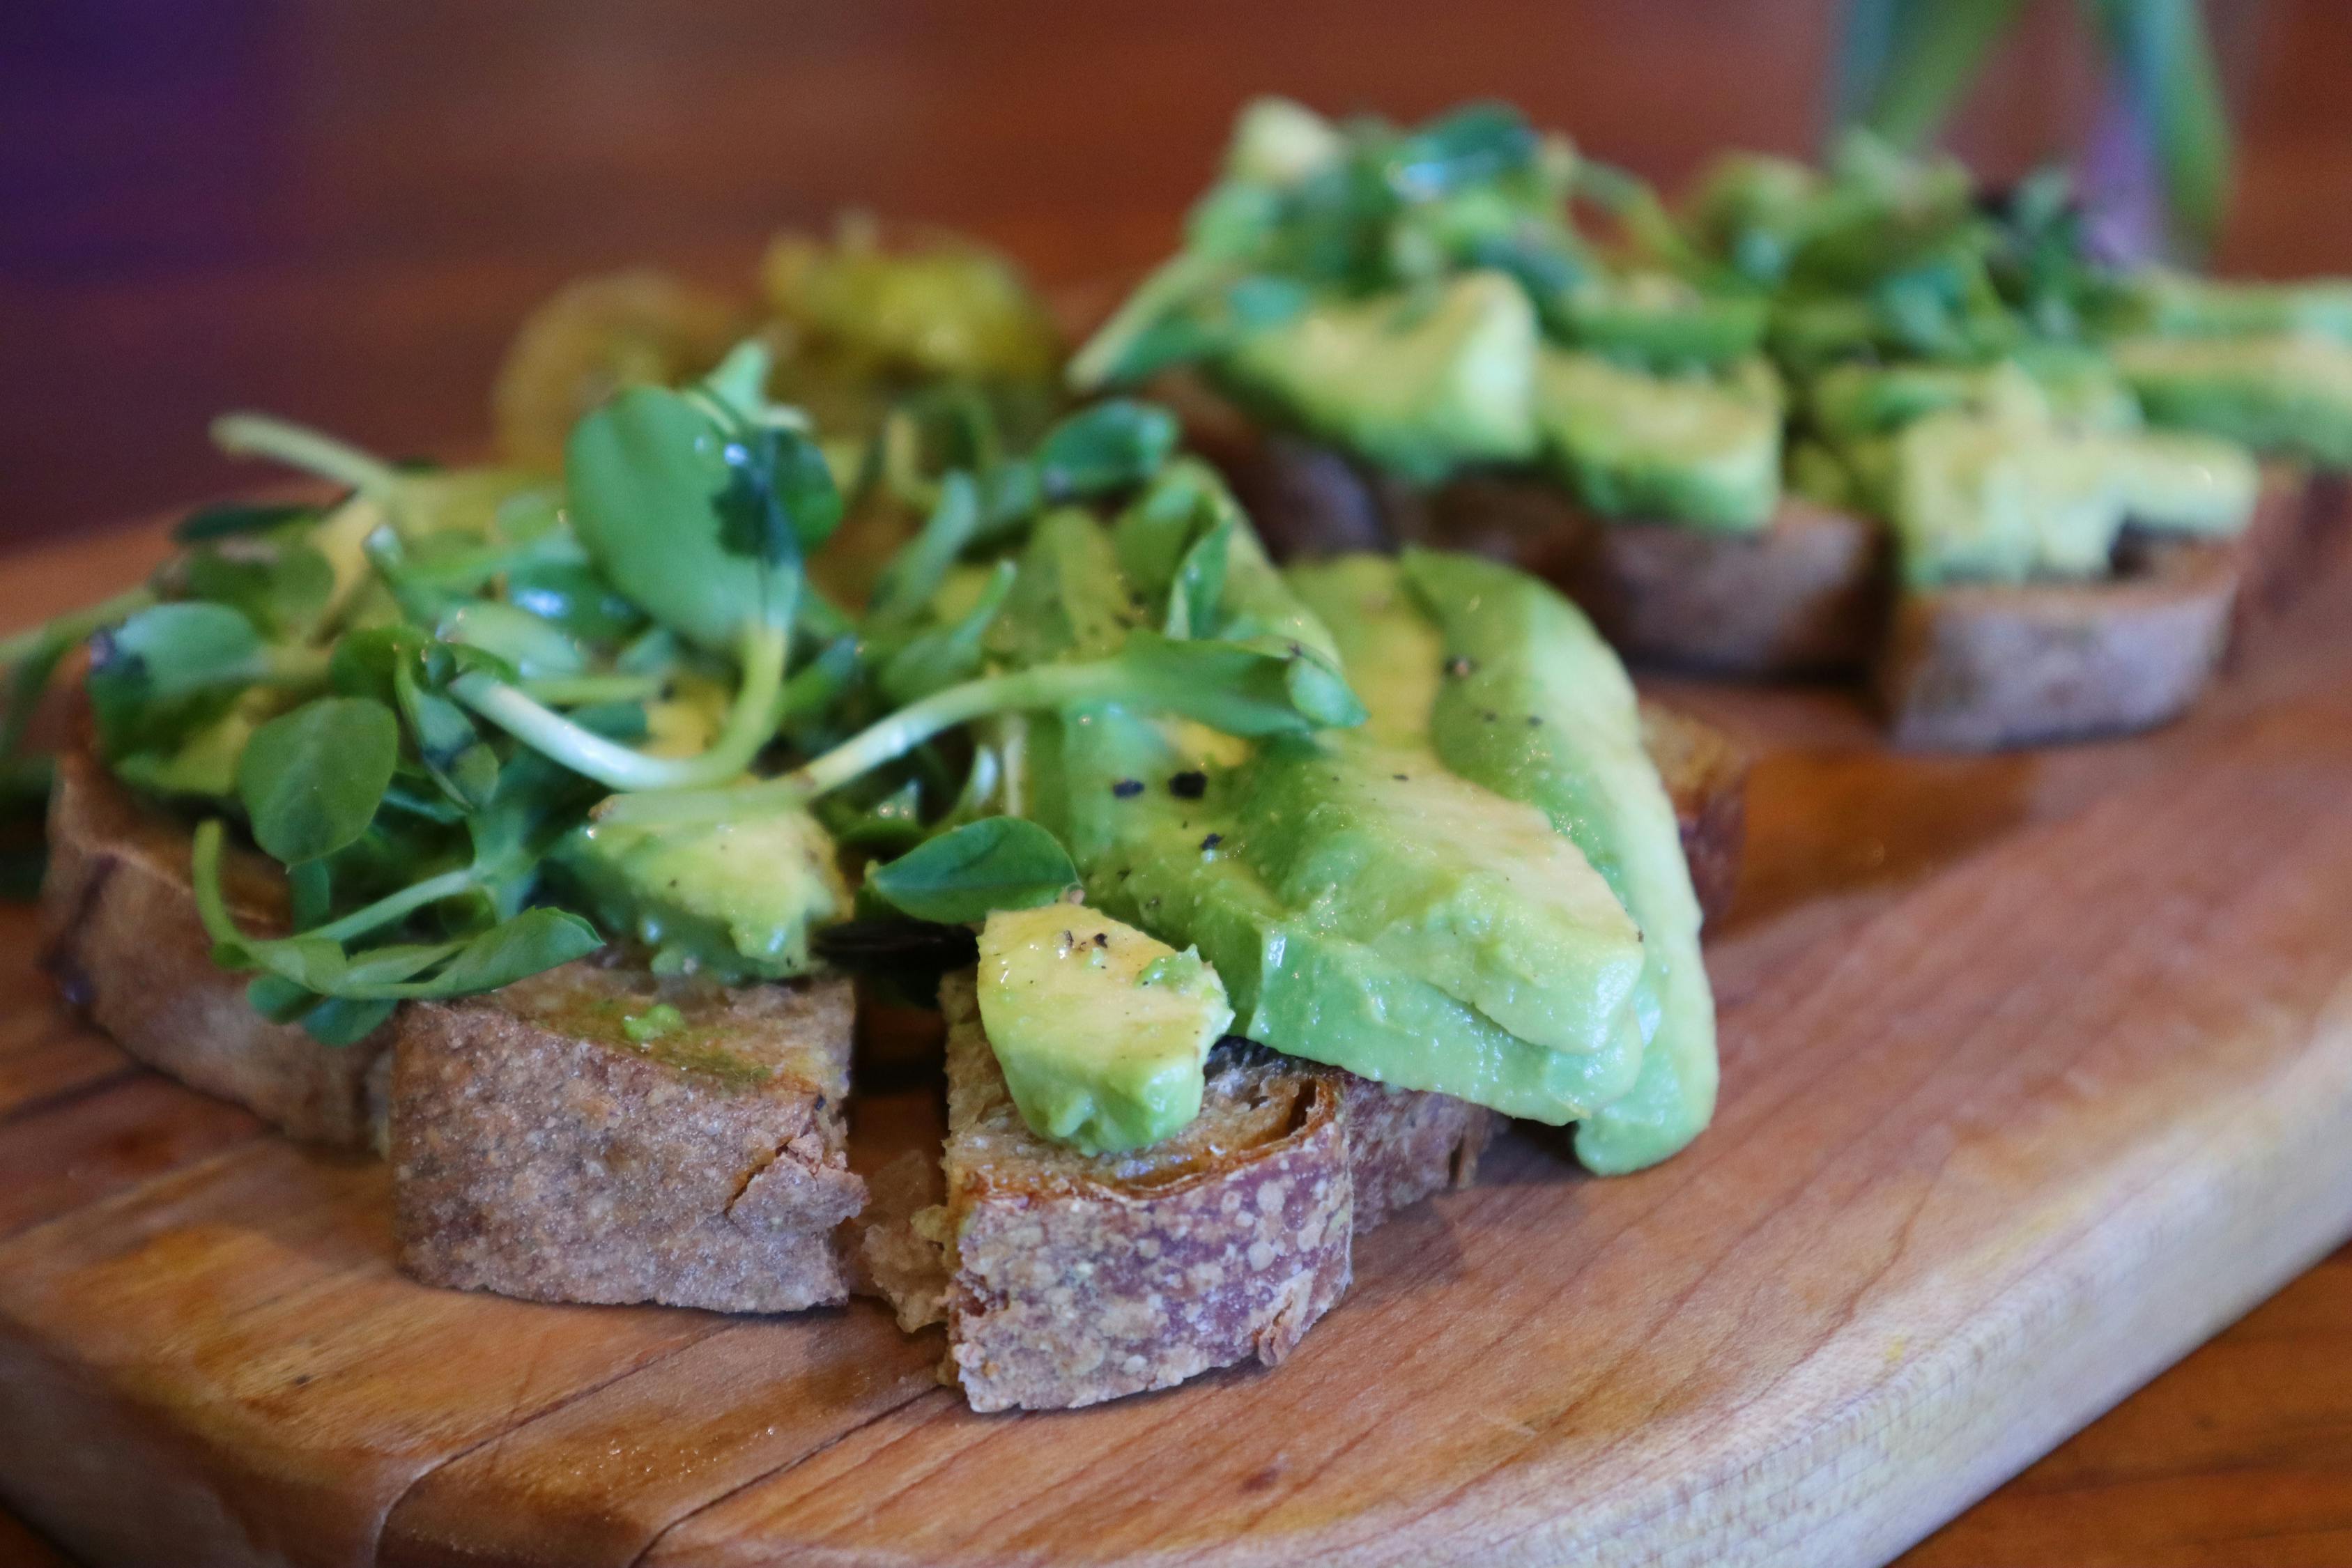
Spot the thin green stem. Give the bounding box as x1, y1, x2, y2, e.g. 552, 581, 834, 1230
596, 661, 1123, 827
212, 413, 403, 503
454, 622, 788, 792
303, 867, 482, 944
192, 817, 479, 953
514, 672, 669, 706
0, 586, 157, 672
189, 820, 243, 950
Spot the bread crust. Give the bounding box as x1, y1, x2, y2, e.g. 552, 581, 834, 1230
1640, 700, 1750, 928
1533, 497, 1888, 677
1875, 537, 2241, 753
392, 961, 863, 1312
38, 739, 391, 1146
889, 973, 1489, 1412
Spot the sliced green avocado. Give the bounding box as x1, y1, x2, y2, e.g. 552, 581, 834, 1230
1036, 709, 1648, 1125
1371, 551, 1718, 1175
1887, 408, 2259, 588
2127, 272, 2352, 343
1809, 355, 2136, 445
1231, 734, 1646, 1058
1216, 270, 1541, 485
1534, 349, 1783, 530
553, 808, 850, 982
976, 902, 1233, 1154
2112, 332, 2352, 468
1560, 272, 1769, 369
2102, 429, 2262, 537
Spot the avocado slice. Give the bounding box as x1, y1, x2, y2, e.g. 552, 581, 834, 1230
1038, 707, 1650, 1125
1534, 349, 1783, 530
1808, 355, 2137, 445
1215, 270, 1541, 486
2126, 271, 2352, 342
552, 807, 850, 982
1231, 734, 1646, 1057
976, 902, 1233, 1155
1559, 271, 1769, 369
1885, 406, 2257, 589
2112, 332, 2352, 469
1339, 551, 1719, 1175
1017, 502, 1651, 1124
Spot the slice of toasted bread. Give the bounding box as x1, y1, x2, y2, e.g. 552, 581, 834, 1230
874, 973, 1489, 1412
39, 738, 392, 1146
1530, 495, 1888, 677
392, 959, 863, 1312
1875, 536, 2241, 752
1640, 700, 1751, 928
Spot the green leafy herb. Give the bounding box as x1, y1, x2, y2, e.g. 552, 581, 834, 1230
865, 816, 1079, 925
237, 697, 401, 865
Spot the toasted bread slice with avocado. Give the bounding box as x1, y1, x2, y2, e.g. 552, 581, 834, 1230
392, 958, 862, 1312
866, 971, 1488, 1412
39, 735, 393, 1146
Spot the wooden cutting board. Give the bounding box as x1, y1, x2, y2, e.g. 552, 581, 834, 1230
5, 516, 2352, 1568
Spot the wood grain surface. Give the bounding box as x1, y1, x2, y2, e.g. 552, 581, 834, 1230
0, 520, 2349, 1565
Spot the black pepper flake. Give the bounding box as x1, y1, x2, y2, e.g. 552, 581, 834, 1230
1393, 773, 1409, 782
1093, 932, 1109, 948
1111, 778, 1144, 798
1482, 709, 1500, 723
1200, 832, 1223, 851
1169, 770, 1208, 799
1446, 656, 1477, 677
1527, 714, 1543, 726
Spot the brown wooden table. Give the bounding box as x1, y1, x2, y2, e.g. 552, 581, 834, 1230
6, 3, 2352, 1560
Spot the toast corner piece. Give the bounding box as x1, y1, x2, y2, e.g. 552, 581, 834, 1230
933, 971, 1355, 1413
39, 740, 390, 1147
1638, 700, 1750, 929
1874, 537, 2240, 752
391, 962, 863, 1313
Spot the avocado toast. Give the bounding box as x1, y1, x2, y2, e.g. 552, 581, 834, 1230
1079, 98, 2349, 750
8, 221, 1744, 1411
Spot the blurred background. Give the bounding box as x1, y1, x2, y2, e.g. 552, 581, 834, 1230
1, 0, 2343, 548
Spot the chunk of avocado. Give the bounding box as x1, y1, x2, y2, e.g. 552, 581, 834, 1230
1216, 270, 1541, 485
1015, 516, 1647, 1124
2112, 332, 2352, 468
2126, 271, 2352, 343
1036, 709, 1648, 1124
1886, 406, 2258, 588
1534, 349, 1783, 530
976, 903, 1233, 1154
1809, 355, 2136, 445
1362, 551, 1718, 1175
553, 808, 850, 982
1560, 272, 1769, 369
1231, 735, 1646, 1057
2101, 429, 2262, 537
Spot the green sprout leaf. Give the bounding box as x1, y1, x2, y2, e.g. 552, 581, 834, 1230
86, 602, 268, 758
715, 421, 844, 565
866, 816, 1079, 925
238, 696, 400, 865
179, 541, 336, 639
1034, 400, 1180, 501
565, 381, 823, 650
